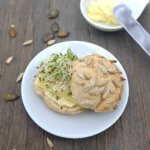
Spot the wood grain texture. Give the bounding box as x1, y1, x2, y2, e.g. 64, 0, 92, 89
0, 0, 149, 150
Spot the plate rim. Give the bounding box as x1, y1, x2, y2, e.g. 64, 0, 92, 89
21, 41, 129, 139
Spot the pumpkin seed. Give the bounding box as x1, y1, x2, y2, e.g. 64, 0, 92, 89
43, 33, 55, 43
22, 40, 33, 46
47, 39, 56, 46
8, 24, 17, 38
107, 68, 117, 74
98, 64, 108, 74
48, 9, 59, 19
119, 85, 123, 99
50, 22, 60, 33
113, 104, 118, 109
5, 56, 13, 64
90, 87, 101, 96
99, 86, 106, 93
102, 89, 110, 99
84, 71, 91, 80
77, 72, 85, 80
94, 90, 101, 96
47, 137, 54, 148
98, 79, 109, 87
109, 81, 116, 93
84, 86, 93, 93
85, 58, 93, 65
16, 72, 24, 83
121, 76, 126, 81
89, 78, 96, 86
57, 32, 70, 38
81, 100, 94, 108
3, 94, 19, 101
111, 79, 119, 88
74, 78, 84, 86
92, 54, 105, 58
110, 60, 117, 63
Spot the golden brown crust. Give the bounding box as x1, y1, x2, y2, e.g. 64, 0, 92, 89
71, 54, 124, 112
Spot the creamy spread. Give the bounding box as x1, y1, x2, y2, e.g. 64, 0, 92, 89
88, 0, 119, 25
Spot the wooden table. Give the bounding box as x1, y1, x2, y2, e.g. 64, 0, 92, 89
0, 0, 150, 149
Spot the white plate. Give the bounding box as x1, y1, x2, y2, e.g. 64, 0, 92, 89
80, 0, 149, 31
21, 41, 129, 139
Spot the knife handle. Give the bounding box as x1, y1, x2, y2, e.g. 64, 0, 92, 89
114, 4, 150, 56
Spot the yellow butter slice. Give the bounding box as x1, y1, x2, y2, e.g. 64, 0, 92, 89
88, 0, 119, 25
34, 74, 77, 108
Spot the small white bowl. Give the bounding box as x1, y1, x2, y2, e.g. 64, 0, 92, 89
80, 0, 149, 32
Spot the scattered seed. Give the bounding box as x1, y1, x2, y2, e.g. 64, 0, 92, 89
5, 56, 13, 64
98, 86, 106, 93
43, 33, 55, 43
81, 101, 94, 108
84, 86, 93, 93
94, 90, 101, 96
85, 58, 92, 65
98, 55, 105, 58
90, 78, 96, 86
50, 22, 60, 33
91, 87, 101, 96
98, 79, 109, 87
102, 89, 110, 99
22, 40, 33, 46
8, 24, 17, 38
110, 60, 117, 63
57, 32, 70, 38
16, 72, 24, 83
77, 72, 85, 80
98, 64, 108, 74
109, 81, 116, 93
47, 137, 54, 148
92, 54, 104, 58
84, 71, 91, 80
3, 94, 19, 101
48, 9, 59, 19
74, 78, 84, 86
113, 104, 118, 109
107, 68, 117, 74
111, 79, 119, 88
47, 39, 56, 46
119, 85, 123, 99
121, 76, 126, 81
56, 96, 60, 100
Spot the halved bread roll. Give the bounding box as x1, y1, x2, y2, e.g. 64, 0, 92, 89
34, 76, 85, 115
71, 54, 124, 112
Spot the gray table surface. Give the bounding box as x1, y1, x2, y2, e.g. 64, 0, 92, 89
0, 0, 150, 150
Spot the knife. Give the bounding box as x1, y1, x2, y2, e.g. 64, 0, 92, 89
113, 4, 150, 56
